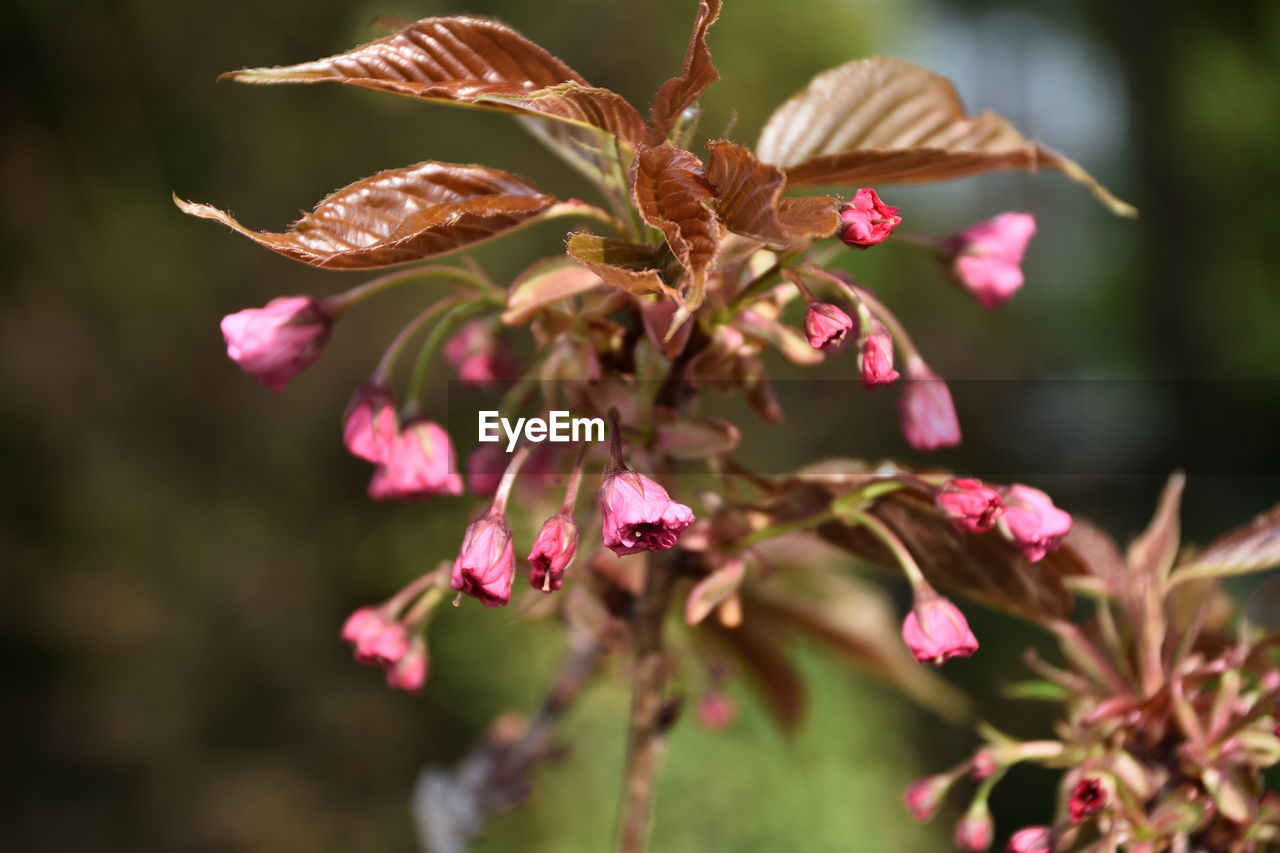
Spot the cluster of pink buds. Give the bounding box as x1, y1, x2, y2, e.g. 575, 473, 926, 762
935, 477, 1073, 563
340, 572, 442, 694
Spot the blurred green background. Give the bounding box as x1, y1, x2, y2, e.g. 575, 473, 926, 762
4, 0, 1279, 850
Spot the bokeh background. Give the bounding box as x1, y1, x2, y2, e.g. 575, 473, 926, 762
5, 0, 1280, 850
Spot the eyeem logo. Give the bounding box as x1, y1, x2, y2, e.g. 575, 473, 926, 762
479, 410, 606, 452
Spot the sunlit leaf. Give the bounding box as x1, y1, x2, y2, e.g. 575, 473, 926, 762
564, 232, 670, 296
684, 558, 745, 626
176, 162, 556, 269
705, 139, 838, 248
1175, 502, 1280, 583
502, 256, 604, 325
649, 0, 723, 143
756, 57, 1135, 217
479, 83, 646, 146
1126, 472, 1185, 584
631, 143, 722, 312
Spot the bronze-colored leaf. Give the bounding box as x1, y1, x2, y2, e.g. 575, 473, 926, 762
705, 140, 836, 248
565, 232, 669, 296
756, 57, 1135, 217
649, 0, 723, 144
704, 610, 806, 731
502, 256, 605, 325
176, 162, 556, 269
1126, 472, 1185, 585
1174, 502, 1280, 583
631, 143, 722, 312
684, 557, 745, 625
478, 83, 646, 147
1063, 519, 1128, 591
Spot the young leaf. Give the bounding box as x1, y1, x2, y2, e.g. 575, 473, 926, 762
705, 139, 838, 248
478, 83, 646, 147
631, 143, 722, 312
565, 233, 671, 296
1126, 472, 1185, 585
649, 0, 723, 144
756, 57, 1135, 217
1174, 502, 1280, 583
501, 256, 605, 325
684, 557, 746, 625
175, 162, 555, 269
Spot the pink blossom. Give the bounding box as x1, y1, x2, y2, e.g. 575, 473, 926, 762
599, 470, 695, 557
385, 637, 428, 694
1006, 827, 1052, 853
902, 594, 978, 665
1069, 777, 1105, 824
858, 319, 899, 388
342, 383, 398, 464
998, 484, 1073, 562
937, 478, 1004, 533
839, 188, 901, 248
220, 296, 331, 391
970, 747, 998, 780
696, 692, 736, 731
946, 212, 1036, 310
353, 620, 410, 667
528, 512, 579, 592
340, 607, 383, 647
904, 774, 951, 821
898, 365, 961, 450
368, 421, 463, 500
451, 513, 516, 608
444, 319, 512, 386
803, 302, 853, 350
955, 809, 994, 851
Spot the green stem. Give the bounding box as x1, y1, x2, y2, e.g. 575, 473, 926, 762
373, 296, 465, 382
324, 265, 496, 316
843, 508, 927, 588
491, 445, 532, 517
403, 302, 488, 416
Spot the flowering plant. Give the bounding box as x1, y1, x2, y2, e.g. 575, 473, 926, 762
180, 3, 1280, 851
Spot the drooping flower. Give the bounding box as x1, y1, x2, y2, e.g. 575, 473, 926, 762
342, 383, 398, 464
858, 318, 899, 388
902, 593, 979, 665
954, 806, 994, 851
945, 213, 1037, 310
998, 484, 1073, 562
803, 302, 854, 350
384, 636, 428, 694
599, 469, 695, 557
443, 319, 513, 386
839, 188, 902, 248
528, 512, 579, 592
368, 421, 463, 500
343, 610, 410, 667
451, 512, 516, 608
1006, 827, 1052, 853
696, 692, 737, 731
937, 478, 1004, 533
898, 362, 961, 450
1069, 777, 1106, 824
220, 296, 331, 391
904, 773, 953, 821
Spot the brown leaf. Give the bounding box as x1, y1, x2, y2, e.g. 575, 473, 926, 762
564, 233, 670, 296
705, 140, 837, 248
176, 162, 556, 269
756, 57, 1135, 217
649, 0, 723, 144
630, 143, 722, 312
478, 83, 646, 147
1063, 519, 1128, 591
501, 256, 604, 325
1126, 472, 1185, 584
704, 610, 806, 731
1176, 502, 1280, 582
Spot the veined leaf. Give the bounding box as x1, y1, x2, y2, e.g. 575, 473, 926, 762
176, 162, 555, 269
756, 57, 1135, 217
1174, 503, 1280, 584
479, 83, 646, 147
631, 143, 722, 312
565, 232, 670, 296
502, 256, 604, 325
706, 139, 838, 248
649, 0, 723, 144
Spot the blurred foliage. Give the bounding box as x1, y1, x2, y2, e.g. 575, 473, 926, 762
2, 0, 1278, 850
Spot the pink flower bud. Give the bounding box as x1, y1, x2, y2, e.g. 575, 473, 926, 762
1069, 777, 1105, 824
899, 364, 961, 450
599, 470, 695, 557
937, 478, 1004, 533
998, 484, 1073, 563
220, 296, 331, 391
839, 188, 901, 248
385, 637, 428, 694
858, 319, 899, 388
803, 302, 854, 350
340, 607, 383, 646
528, 512, 579, 592
696, 692, 736, 731
1005, 827, 1051, 853
368, 421, 463, 501
946, 213, 1036, 310
443, 319, 514, 387
955, 808, 994, 851
902, 594, 979, 665
904, 774, 952, 821
970, 747, 998, 780
342, 383, 398, 464
356, 621, 410, 667
451, 513, 516, 608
